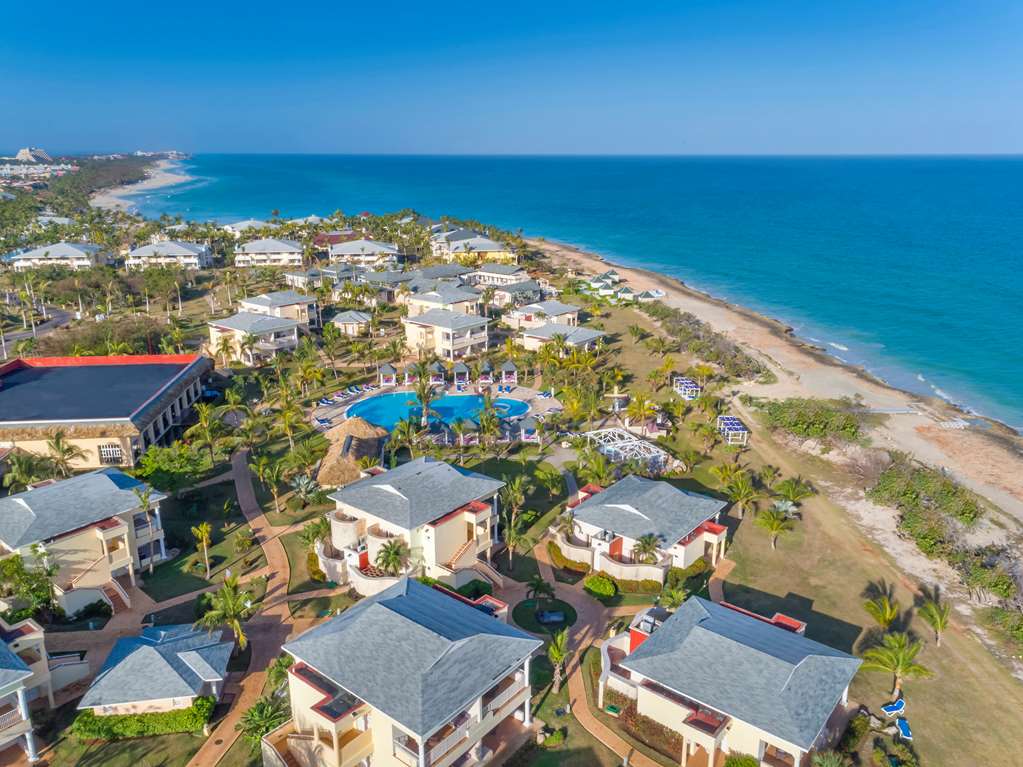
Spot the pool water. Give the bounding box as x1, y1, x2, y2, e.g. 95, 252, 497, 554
346, 391, 529, 431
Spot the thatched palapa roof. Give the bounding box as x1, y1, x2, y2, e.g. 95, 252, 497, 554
316, 416, 388, 488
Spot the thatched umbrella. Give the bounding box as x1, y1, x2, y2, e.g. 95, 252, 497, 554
316, 416, 388, 487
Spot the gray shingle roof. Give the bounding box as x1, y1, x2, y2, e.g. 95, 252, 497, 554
496, 279, 541, 295
404, 308, 488, 331
450, 236, 506, 253
0, 469, 165, 551
515, 301, 579, 318
236, 238, 302, 254
78, 624, 232, 709
621, 598, 861, 750
327, 457, 503, 530
209, 311, 299, 335
411, 285, 480, 306
128, 241, 207, 258
330, 238, 400, 256
332, 310, 371, 325
572, 475, 724, 545
224, 219, 277, 231
475, 263, 524, 276
0, 643, 31, 689
521, 323, 605, 346
284, 578, 540, 736
12, 242, 103, 261
362, 270, 414, 286
414, 264, 472, 280
240, 290, 315, 308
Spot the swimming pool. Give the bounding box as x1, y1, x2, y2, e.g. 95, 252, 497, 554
346, 391, 529, 431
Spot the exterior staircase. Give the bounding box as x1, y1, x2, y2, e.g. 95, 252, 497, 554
102, 582, 129, 614
472, 559, 504, 589
445, 538, 476, 570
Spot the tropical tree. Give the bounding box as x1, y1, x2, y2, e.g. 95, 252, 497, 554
299, 516, 331, 550
661, 586, 688, 610
919, 592, 951, 648
265, 654, 294, 691
710, 463, 741, 486
863, 596, 900, 631
412, 377, 436, 428
754, 509, 793, 550
3, 451, 48, 492
500, 474, 533, 526
527, 574, 554, 610
215, 334, 235, 367
276, 403, 303, 451
775, 477, 815, 505
375, 538, 410, 576
289, 474, 320, 508
237, 696, 289, 751
191, 521, 213, 579
810, 752, 846, 767
624, 395, 657, 427
389, 417, 421, 458
133, 486, 157, 574
186, 403, 225, 463
46, 431, 86, 477
632, 533, 660, 565
861, 632, 933, 697
576, 450, 615, 487
534, 464, 564, 499
725, 473, 762, 518
501, 506, 525, 568
547, 628, 571, 694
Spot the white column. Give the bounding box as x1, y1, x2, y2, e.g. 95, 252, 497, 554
522, 657, 532, 726
16, 688, 38, 762
418, 738, 427, 767
159, 536, 167, 560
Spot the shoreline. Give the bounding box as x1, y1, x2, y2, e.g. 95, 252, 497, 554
90, 158, 193, 210
529, 236, 1023, 518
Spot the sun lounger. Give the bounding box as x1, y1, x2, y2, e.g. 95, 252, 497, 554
896, 718, 912, 741
881, 699, 905, 718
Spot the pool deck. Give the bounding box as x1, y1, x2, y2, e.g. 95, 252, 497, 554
310, 382, 563, 429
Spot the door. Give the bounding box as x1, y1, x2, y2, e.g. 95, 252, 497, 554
609, 536, 624, 561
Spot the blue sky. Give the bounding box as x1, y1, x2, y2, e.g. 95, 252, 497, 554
3, 0, 1021, 154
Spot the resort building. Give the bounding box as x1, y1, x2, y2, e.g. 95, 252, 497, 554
233, 238, 303, 268
429, 226, 479, 259
238, 290, 320, 328
599, 598, 860, 767
331, 310, 372, 337
405, 284, 481, 318
504, 300, 580, 330
558, 476, 728, 583
207, 312, 300, 364
402, 309, 489, 360
265, 578, 540, 767
313, 229, 357, 251
0, 354, 210, 469
329, 238, 402, 268
125, 241, 212, 270
316, 457, 506, 596
222, 219, 278, 238
0, 618, 49, 762
518, 323, 605, 352
0, 469, 167, 617
490, 280, 542, 307
284, 268, 326, 290
77, 624, 232, 716
447, 236, 515, 265
10, 241, 109, 271
466, 263, 529, 288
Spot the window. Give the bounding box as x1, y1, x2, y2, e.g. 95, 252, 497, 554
99, 444, 123, 465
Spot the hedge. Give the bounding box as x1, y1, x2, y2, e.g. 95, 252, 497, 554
666, 559, 708, 589
547, 541, 591, 574
72, 696, 215, 740
456, 579, 493, 599
307, 551, 327, 582
584, 574, 617, 598
597, 572, 662, 594
723, 756, 758, 767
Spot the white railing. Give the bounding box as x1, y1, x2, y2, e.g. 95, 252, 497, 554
68, 554, 106, 588
429, 717, 476, 762
485, 682, 526, 716
472, 559, 504, 588
106, 578, 132, 608
392, 739, 421, 766
0, 709, 23, 731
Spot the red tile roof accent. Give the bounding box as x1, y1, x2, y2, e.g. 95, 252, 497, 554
720, 601, 806, 634
430, 583, 508, 613
676, 519, 727, 546
426, 499, 491, 528
12, 354, 201, 368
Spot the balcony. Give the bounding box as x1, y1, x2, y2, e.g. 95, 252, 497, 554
392, 736, 421, 767
366, 524, 397, 541
483, 675, 527, 717
0, 705, 28, 743
427, 711, 476, 764
255, 335, 297, 351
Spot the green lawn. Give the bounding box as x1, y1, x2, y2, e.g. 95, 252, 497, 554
263, 496, 332, 528
281, 530, 335, 595
512, 598, 578, 635
495, 549, 541, 583
288, 592, 357, 620
31, 701, 205, 767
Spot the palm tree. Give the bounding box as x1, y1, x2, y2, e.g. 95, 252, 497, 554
261, 460, 284, 512
725, 473, 762, 518
709, 463, 741, 486
276, 403, 302, 451
919, 590, 951, 647
299, 516, 331, 550
195, 573, 255, 651
215, 334, 235, 367
501, 506, 525, 568
632, 533, 660, 565
47, 430, 86, 477
3, 451, 47, 493
239, 334, 259, 365
775, 477, 814, 505
527, 574, 554, 610
186, 402, 224, 463
265, 654, 294, 692
547, 628, 570, 693
576, 450, 615, 487
133, 486, 157, 574
191, 521, 213, 579
413, 377, 436, 428
389, 417, 421, 458
375, 538, 410, 576
500, 474, 532, 527
552, 511, 575, 541
237, 695, 289, 751
534, 464, 564, 499
863, 595, 900, 631
861, 632, 932, 697
661, 587, 688, 610
289, 474, 320, 507
754, 509, 793, 550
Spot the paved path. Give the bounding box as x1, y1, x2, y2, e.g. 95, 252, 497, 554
707, 559, 734, 603
0, 306, 72, 349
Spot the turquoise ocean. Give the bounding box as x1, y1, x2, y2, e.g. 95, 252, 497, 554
127, 155, 1023, 431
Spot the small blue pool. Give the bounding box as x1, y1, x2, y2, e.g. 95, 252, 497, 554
346, 392, 529, 431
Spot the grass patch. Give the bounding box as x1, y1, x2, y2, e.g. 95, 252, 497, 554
281, 530, 334, 595
31, 700, 204, 767
495, 550, 541, 583
289, 592, 357, 620
512, 598, 577, 634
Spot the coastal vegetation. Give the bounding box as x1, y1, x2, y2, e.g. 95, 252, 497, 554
755, 396, 864, 442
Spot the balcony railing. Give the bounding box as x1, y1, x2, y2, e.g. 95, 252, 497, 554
484, 681, 526, 716
428, 715, 476, 763
0, 708, 23, 732
392, 738, 420, 767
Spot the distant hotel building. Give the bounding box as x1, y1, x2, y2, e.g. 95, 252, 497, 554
125, 241, 212, 270
9, 242, 109, 271
233, 238, 303, 268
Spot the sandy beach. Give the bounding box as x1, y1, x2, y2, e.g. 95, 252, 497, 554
531, 237, 1023, 522
90, 158, 192, 210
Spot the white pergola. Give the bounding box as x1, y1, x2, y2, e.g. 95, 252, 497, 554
583, 428, 675, 473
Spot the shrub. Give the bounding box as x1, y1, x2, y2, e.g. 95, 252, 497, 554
72, 600, 112, 621
723, 756, 759, 767
194, 592, 214, 620
547, 541, 591, 574
584, 573, 617, 599
758, 397, 862, 442
455, 579, 493, 599
619, 701, 685, 760
502, 740, 540, 767
71, 696, 214, 740
417, 575, 440, 587
610, 576, 663, 594
542, 728, 565, 747
307, 552, 326, 582
667, 559, 708, 589
837, 713, 870, 754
